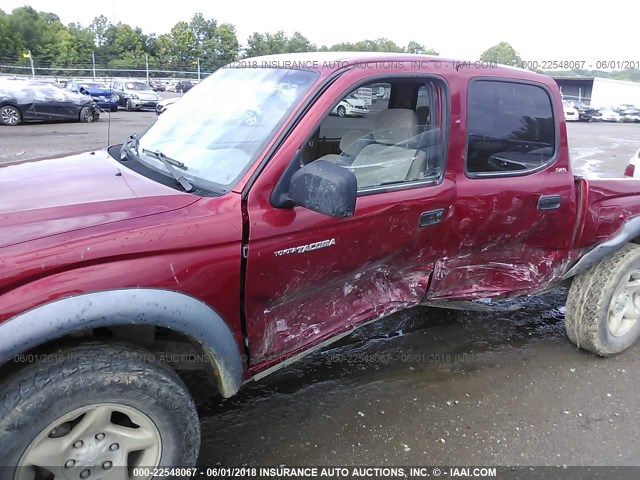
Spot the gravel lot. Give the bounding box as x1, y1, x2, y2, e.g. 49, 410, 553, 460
2, 109, 640, 469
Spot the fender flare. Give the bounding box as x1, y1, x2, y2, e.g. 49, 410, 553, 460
562, 216, 640, 280
0, 289, 244, 398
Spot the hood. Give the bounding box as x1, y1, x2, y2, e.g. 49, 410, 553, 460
346, 98, 367, 107
0, 150, 198, 248
128, 90, 158, 100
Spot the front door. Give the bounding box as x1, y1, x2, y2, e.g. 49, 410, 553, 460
33, 84, 77, 120
244, 72, 457, 367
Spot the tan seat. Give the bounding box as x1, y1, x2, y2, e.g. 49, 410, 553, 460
349, 109, 426, 188
320, 130, 373, 165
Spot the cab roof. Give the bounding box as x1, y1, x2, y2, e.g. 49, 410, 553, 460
237, 52, 549, 84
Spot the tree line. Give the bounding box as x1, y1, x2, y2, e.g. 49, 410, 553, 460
0, 6, 438, 73
1, 6, 638, 82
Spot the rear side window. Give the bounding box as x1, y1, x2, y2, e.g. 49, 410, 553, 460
466, 80, 555, 176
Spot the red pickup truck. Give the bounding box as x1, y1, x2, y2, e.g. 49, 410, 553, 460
2, 53, 640, 472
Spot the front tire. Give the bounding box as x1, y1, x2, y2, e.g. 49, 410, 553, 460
79, 106, 96, 123
0, 105, 21, 125
126, 99, 134, 112
0, 342, 200, 478
565, 243, 640, 356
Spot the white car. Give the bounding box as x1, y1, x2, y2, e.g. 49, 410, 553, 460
332, 94, 369, 117
562, 101, 579, 121
624, 148, 640, 177
598, 108, 621, 122
110, 79, 160, 111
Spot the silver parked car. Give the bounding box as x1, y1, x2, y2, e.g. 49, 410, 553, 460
110, 79, 160, 111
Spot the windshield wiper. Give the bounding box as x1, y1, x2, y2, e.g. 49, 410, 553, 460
141, 148, 193, 192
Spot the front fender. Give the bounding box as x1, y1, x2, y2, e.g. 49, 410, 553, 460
0, 288, 244, 398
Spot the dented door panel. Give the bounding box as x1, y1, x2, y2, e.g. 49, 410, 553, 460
427, 170, 577, 299
245, 181, 456, 367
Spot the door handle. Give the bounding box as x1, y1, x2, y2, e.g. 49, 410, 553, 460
537, 194, 562, 210
419, 208, 445, 227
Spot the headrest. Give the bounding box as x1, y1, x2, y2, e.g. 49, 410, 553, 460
410, 126, 441, 149
372, 109, 418, 145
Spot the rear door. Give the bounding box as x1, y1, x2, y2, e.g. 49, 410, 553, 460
427, 78, 576, 299
244, 70, 457, 367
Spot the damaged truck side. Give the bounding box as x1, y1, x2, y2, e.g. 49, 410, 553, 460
2, 53, 640, 472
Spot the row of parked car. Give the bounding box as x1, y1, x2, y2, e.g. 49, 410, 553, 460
562, 100, 640, 123
149, 79, 196, 93
0, 77, 201, 125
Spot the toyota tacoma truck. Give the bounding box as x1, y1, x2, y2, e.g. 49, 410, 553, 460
3, 53, 640, 475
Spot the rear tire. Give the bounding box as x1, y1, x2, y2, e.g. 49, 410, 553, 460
0, 342, 201, 477
337, 105, 347, 117
565, 243, 640, 356
110, 105, 118, 112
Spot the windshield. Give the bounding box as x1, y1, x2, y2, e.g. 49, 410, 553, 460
126, 82, 153, 91
136, 67, 318, 192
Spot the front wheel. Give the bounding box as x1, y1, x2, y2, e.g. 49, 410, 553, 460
126, 99, 134, 112
0, 342, 201, 478
565, 243, 640, 356
0, 105, 21, 125
79, 106, 96, 123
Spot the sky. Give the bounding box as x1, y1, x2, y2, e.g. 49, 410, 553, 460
1, 0, 635, 66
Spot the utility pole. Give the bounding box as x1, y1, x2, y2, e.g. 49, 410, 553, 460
146, 55, 149, 82
197, 58, 201, 80
92, 52, 96, 80
28, 50, 35, 78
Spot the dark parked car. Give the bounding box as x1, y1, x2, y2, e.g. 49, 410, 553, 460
176, 79, 195, 93
149, 80, 165, 92
620, 108, 640, 123
66, 80, 119, 112
0, 80, 100, 126
564, 99, 599, 122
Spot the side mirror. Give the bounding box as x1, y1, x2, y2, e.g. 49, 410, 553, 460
289, 160, 357, 218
